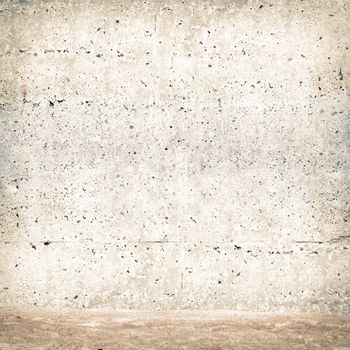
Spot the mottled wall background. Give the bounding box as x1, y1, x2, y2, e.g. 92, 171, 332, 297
0, 0, 349, 313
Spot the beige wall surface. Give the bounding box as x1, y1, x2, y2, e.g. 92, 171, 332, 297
0, 0, 349, 313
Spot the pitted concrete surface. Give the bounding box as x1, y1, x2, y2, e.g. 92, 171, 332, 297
0, 0, 350, 312
0, 309, 350, 350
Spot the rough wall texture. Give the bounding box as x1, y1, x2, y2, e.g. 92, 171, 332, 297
0, 0, 349, 313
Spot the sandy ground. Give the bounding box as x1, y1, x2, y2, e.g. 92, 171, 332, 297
0, 308, 349, 349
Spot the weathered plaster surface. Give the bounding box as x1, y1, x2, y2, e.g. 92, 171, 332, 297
0, 0, 349, 313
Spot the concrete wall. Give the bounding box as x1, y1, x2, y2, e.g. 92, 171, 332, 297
0, 0, 349, 313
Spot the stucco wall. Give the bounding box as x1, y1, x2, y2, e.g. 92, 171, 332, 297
0, 0, 349, 313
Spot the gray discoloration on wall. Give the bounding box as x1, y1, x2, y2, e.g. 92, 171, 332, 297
0, 0, 349, 313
